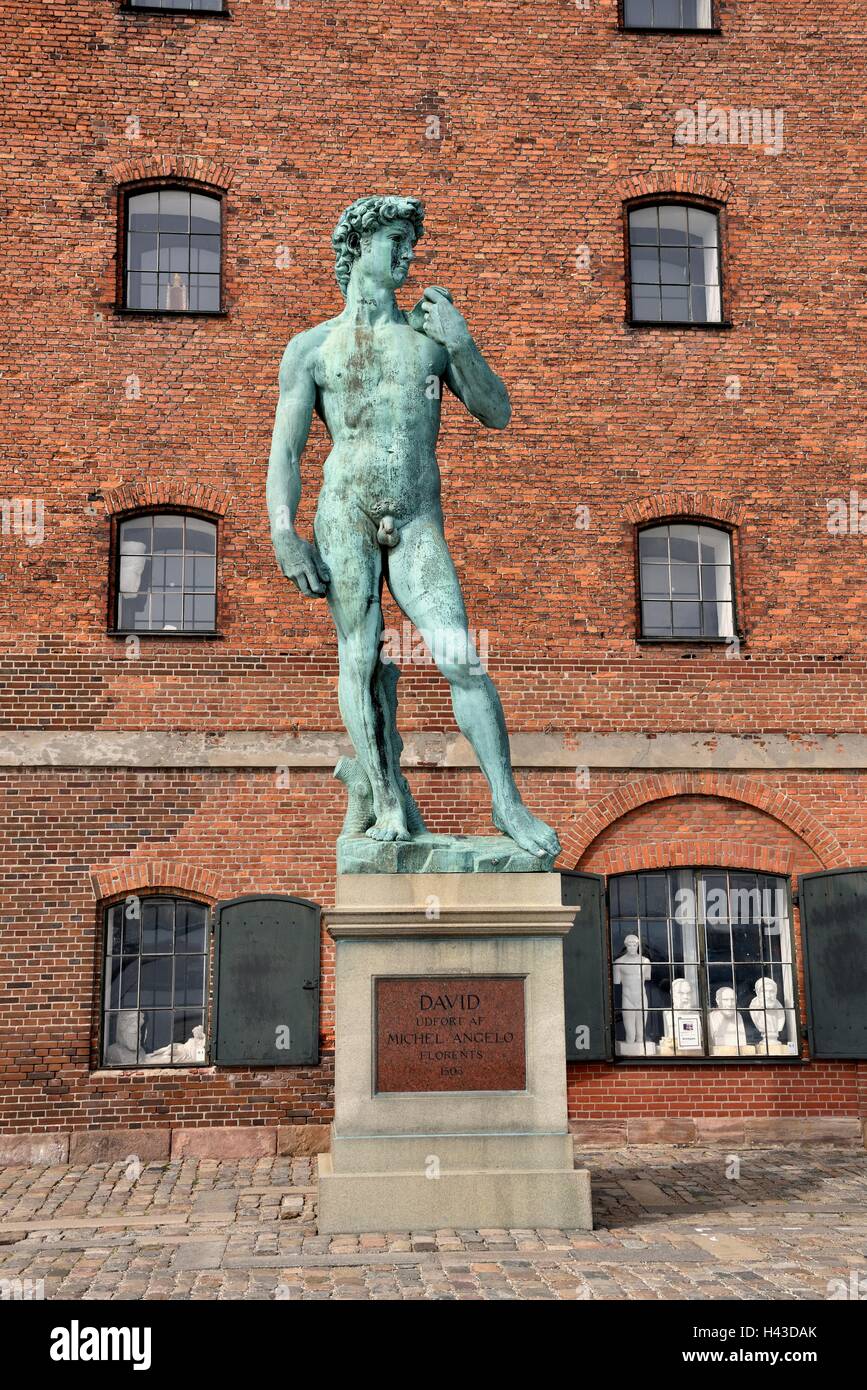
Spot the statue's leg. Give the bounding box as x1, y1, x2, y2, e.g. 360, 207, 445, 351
314, 494, 410, 841
386, 511, 560, 861
333, 658, 426, 834
375, 660, 427, 834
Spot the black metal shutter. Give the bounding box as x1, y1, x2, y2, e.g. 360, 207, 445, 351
798, 868, 867, 1060
212, 895, 321, 1065
561, 870, 612, 1061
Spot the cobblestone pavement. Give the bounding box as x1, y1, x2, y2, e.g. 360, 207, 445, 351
0, 1146, 865, 1300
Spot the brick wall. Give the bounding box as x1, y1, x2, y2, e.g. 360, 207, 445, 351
1, 1, 865, 1137
0, 768, 865, 1133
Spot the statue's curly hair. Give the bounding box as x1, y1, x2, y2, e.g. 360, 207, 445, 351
331, 195, 425, 297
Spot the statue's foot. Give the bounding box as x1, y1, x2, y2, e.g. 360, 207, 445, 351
493, 801, 561, 862
365, 811, 412, 842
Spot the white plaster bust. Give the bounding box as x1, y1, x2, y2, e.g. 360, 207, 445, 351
664, 976, 694, 1028
748, 976, 786, 1045
709, 986, 748, 1053
660, 978, 704, 1053
105, 1009, 142, 1065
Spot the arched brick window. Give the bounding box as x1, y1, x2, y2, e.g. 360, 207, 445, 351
638, 520, 735, 639
102, 895, 209, 1067
113, 510, 218, 634
627, 200, 723, 325
609, 869, 798, 1060
622, 0, 714, 29
120, 185, 222, 313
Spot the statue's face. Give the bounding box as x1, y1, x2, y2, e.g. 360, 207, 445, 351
359, 217, 416, 290
672, 979, 692, 1006
116, 1010, 140, 1049
623, 934, 640, 955
716, 987, 736, 1015
756, 979, 778, 1004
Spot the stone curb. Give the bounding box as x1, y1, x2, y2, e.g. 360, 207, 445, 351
569, 1117, 865, 1148
2, 1117, 864, 1167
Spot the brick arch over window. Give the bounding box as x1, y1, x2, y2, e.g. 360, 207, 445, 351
101, 481, 232, 518
616, 171, 732, 206
576, 796, 816, 878
90, 860, 224, 903
588, 836, 798, 877
111, 155, 234, 193
561, 773, 847, 871
625, 492, 747, 528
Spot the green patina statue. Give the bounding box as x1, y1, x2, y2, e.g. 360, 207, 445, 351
267, 196, 560, 869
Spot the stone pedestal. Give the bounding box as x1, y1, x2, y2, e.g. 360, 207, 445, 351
318, 872, 592, 1234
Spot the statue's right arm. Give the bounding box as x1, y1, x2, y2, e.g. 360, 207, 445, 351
266, 335, 331, 598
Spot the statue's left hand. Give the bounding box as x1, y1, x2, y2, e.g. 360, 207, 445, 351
419, 286, 471, 353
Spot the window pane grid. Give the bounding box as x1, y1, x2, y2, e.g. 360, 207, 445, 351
128, 0, 225, 11
610, 870, 796, 1058
624, 0, 713, 28
118, 513, 217, 633
639, 523, 734, 638
125, 189, 221, 312
629, 205, 722, 323
103, 897, 208, 1066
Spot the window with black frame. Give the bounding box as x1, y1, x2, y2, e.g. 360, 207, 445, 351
623, 0, 713, 28
639, 522, 734, 639
126, 1, 226, 12
123, 187, 221, 313
115, 512, 217, 633
102, 896, 209, 1067
628, 203, 722, 324
609, 869, 798, 1058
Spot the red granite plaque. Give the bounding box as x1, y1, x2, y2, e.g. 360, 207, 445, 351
375, 975, 527, 1093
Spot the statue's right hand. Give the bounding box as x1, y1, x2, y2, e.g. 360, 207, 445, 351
272, 530, 331, 597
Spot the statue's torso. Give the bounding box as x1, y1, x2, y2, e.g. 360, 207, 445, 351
312, 315, 449, 521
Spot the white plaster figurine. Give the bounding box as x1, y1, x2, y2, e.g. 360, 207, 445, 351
748, 976, 787, 1053
106, 1012, 206, 1066
104, 1008, 142, 1065
147, 1025, 207, 1065
660, 977, 703, 1054
613, 933, 652, 1053
709, 986, 751, 1055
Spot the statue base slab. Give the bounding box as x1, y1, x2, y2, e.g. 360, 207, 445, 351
337, 831, 554, 875
317, 872, 592, 1234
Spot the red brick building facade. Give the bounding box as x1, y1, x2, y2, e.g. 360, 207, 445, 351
1, 0, 865, 1159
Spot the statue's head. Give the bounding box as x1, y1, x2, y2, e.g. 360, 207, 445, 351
672, 978, 692, 1007
622, 933, 640, 955
332, 195, 425, 297
115, 1009, 141, 1051
715, 986, 736, 1014
753, 976, 778, 1004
